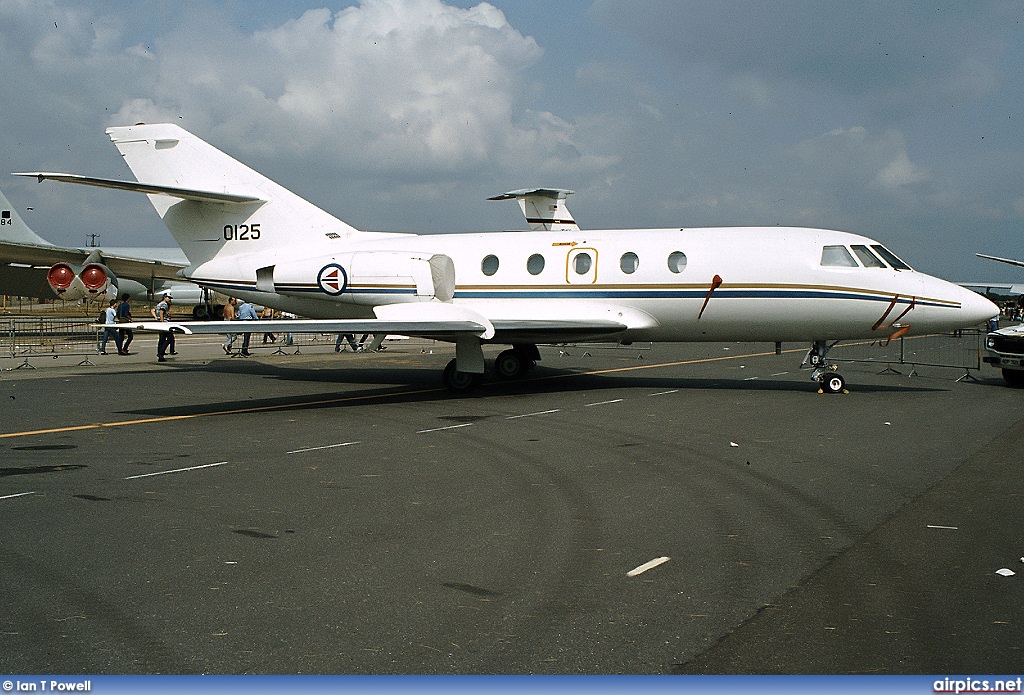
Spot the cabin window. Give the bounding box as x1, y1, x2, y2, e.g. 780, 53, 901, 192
481, 254, 499, 276
667, 251, 687, 273
821, 245, 858, 267
851, 245, 886, 268
574, 252, 593, 275
620, 252, 639, 274
527, 254, 545, 275
871, 245, 912, 270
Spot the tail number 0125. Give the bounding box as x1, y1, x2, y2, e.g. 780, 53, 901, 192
224, 224, 261, 241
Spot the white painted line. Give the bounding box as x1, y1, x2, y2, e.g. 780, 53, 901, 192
627, 556, 670, 577
506, 409, 561, 420
648, 390, 678, 397
926, 524, 959, 530
584, 399, 623, 407
417, 423, 474, 434
743, 376, 759, 381
0, 491, 36, 501
287, 441, 361, 454
125, 461, 229, 480
770, 372, 789, 376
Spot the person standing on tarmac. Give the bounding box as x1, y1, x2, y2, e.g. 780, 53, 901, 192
151, 293, 175, 362
116, 292, 133, 354
236, 300, 258, 356
100, 299, 124, 355
222, 298, 238, 354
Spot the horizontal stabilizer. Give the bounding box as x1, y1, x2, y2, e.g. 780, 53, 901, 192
14, 172, 264, 205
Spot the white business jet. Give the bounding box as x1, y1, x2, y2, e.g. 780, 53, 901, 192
18, 124, 997, 392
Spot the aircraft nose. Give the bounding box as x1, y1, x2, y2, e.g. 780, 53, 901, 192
958, 285, 999, 326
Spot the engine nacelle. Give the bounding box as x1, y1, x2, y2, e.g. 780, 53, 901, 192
47, 261, 117, 302
205, 251, 456, 306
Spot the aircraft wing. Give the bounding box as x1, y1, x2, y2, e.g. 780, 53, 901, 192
960, 281, 1024, 295
0, 240, 187, 280
976, 253, 1024, 269
114, 318, 628, 343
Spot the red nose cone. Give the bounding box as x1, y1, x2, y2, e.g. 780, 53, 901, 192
47, 263, 75, 290
80, 264, 108, 291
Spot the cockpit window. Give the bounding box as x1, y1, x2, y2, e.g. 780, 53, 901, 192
821, 245, 858, 267
871, 245, 912, 270
851, 245, 886, 268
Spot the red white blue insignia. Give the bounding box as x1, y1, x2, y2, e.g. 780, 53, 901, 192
317, 263, 348, 296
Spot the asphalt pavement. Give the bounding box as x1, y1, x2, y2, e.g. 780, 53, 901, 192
0, 332, 1021, 674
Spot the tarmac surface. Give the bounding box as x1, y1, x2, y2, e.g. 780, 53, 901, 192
0, 330, 1021, 674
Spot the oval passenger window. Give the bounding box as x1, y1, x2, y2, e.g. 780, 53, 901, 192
574, 252, 592, 275
667, 251, 687, 273
527, 254, 545, 275
620, 252, 639, 274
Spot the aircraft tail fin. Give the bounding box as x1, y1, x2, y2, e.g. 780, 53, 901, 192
488, 188, 578, 231
0, 188, 53, 247
104, 124, 369, 267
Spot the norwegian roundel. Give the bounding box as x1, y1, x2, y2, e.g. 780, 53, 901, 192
317, 263, 348, 296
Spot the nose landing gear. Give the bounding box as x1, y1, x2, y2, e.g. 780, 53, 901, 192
803, 339, 848, 394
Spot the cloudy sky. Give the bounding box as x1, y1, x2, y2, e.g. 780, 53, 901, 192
1, 0, 1022, 281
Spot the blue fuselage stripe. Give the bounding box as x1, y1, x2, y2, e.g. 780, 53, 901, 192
194, 280, 957, 309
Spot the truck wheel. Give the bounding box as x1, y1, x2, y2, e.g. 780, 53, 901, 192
1002, 369, 1024, 388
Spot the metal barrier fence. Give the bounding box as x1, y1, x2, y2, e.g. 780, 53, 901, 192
0, 317, 102, 368
0, 315, 988, 380
830, 329, 984, 381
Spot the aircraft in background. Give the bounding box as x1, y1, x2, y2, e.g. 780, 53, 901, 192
958, 253, 1024, 301
19, 123, 997, 392
0, 186, 205, 309
488, 188, 578, 231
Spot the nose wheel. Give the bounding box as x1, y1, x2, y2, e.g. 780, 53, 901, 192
820, 372, 847, 394
804, 339, 848, 394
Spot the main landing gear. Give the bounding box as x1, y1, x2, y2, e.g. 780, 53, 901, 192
803, 339, 848, 394
443, 344, 541, 392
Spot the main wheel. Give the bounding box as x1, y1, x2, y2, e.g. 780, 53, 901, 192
822, 372, 846, 394
494, 349, 524, 379
443, 359, 480, 392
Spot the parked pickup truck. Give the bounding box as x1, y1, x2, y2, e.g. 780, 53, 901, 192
984, 323, 1024, 386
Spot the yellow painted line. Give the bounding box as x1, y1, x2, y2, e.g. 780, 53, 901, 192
0, 386, 445, 440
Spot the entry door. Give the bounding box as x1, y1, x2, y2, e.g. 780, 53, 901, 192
566, 247, 598, 284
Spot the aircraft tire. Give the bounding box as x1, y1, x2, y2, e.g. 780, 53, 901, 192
822, 373, 846, 394
443, 359, 480, 392
494, 349, 524, 379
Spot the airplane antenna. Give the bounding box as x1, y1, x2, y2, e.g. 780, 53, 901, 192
86, 233, 100, 247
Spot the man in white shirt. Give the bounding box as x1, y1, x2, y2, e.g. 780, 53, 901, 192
99, 299, 123, 355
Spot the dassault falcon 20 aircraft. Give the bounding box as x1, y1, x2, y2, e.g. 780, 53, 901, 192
18, 123, 997, 392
